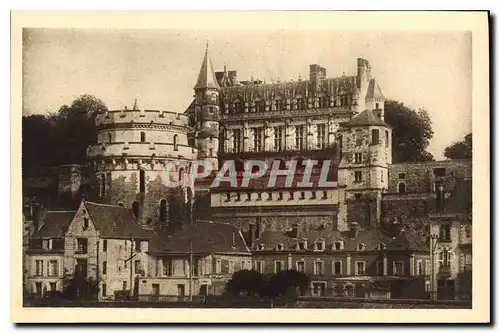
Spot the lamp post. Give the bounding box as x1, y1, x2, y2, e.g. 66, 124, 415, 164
430, 234, 439, 301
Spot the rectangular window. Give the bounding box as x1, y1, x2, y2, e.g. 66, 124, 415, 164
35, 260, 44, 276
139, 169, 145, 193
76, 238, 88, 254
135, 260, 142, 274
398, 173, 406, 179
289, 191, 294, 201
372, 129, 380, 145
47, 260, 58, 277
274, 260, 284, 273
439, 223, 451, 242
254, 128, 263, 152
228, 261, 234, 275
355, 261, 366, 275
295, 125, 304, 150
135, 240, 141, 252
333, 241, 343, 251
417, 260, 425, 276
102, 283, 107, 296
233, 129, 242, 153
314, 261, 324, 275
274, 126, 284, 151
385, 130, 389, 148
102, 261, 107, 275
322, 191, 328, 199
433, 167, 446, 177
267, 192, 273, 201
354, 171, 362, 183
122, 281, 127, 291
103, 239, 107, 252
296, 261, 306, 273
216, 259, 222, 274
393, 261, 404, 276
83, 218, 89, 230
255, 260, 265, 274
278, 192, 283, 200
49, 282, 57, 291
376, 260, 384, 276
162, 258, 173, 276
355, 129, 363, 146
354, 153, 362, 164
235, 193, 241, 202
333, 261, 342, 276
256, 192, 262, 201
317, 124, 326, 149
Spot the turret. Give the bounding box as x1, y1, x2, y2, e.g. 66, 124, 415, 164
193, 43, 220, 171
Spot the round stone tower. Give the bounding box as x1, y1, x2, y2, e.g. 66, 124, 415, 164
86, 100, 197, 232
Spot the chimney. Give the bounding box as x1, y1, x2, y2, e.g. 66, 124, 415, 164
309, 64, 326, 91
357, 58, 371, 88
248, 224, 255, 246
349, 222, 359, 239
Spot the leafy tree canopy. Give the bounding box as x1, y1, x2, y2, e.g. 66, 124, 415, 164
22, 94, 107, 174
444, 133, 472, 160
384, 100, 435, 163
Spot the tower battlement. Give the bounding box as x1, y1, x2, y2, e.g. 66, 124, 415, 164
95, 109, 191, 129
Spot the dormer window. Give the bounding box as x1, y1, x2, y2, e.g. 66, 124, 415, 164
276, 243, 284, 251
297, 240, 307, 251
378, 243, 386, 251
83, 218, 89, 231
333, 241, 344, 251
258, 243, 265, 251
314, 241, 325, 251
357, 243, 366, 251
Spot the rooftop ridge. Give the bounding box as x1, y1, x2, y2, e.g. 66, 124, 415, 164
84, 201, 130, 209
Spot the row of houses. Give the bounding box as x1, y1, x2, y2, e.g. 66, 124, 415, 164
24, 177, 471, 302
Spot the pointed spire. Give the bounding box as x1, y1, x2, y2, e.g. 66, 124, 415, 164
133, 98, 139, 110
194, 43, 220, 90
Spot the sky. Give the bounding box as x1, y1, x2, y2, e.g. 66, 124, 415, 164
22, 29, 472, 160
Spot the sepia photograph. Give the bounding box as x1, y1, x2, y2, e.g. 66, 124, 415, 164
11, 11, 489, 323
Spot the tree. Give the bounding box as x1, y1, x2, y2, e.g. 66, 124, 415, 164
266, 270, 310, 298
444, 133, 472, 160
384, 100, 434, 163
225, 269, 265, 296
22, 94, 108, 173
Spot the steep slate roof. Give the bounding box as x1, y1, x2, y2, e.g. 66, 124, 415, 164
150, 220, 249, 254
84, 201, 156, 239
344, 109, 390, 128
194, 46, 220, 90
253, 227, 426, 252
366, 78, 385, 100
31, 211, 76, 238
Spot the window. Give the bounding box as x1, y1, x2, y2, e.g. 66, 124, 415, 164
267, 192, 273, 201
416, 260, 425, 276
465, 225, 472, 238
354, 193, 362, 200
159, 199, 168, 226
100, 174, 106, 197
139, 169, 145, 193
355, 129, 363, 146
398, 173, 406, 179
49, 282, 57, 291
135, 240, 141, 252
233, 129, 242, 153
274, 126, 284, 151
215, 259, 222, 274
253, 128, 263, 152
83, 218, 89, 231
381, 170, 384, 183
378, 243, 386, 251
173, 134, 178, 151
103, 240, 107, 252
371, 129, 380, 145
314, 261, 324, 275
108, 133, 112, 143
333, 241, 344, 251
333, 260, 342, 276
132, 201, 140, 219
76, 238, 88, 254
46, 260, 58, 276
258, 243, 265, 251
354, 171, 362, 183
102, 261, 107, 275
228, 261, 234, 275
256, 192, 262, 201
122, 281, 127, 291
398, 182, 406, 194
274, 260, 284, 273
297, 241, 307, 251
162, 258, 173, 276
245, 193, 251, 201
278, 192, 283, 201
235, 193, 241, 202
393, 261, 404, 276
375, 102, 380, 109
296, 261, 306, 273
135, 260, 142, 274
314, 241, 325, 251
439, 250, 451, 267
354, 153, 362, 164
376, 260, 384, 276
385, 130, 389, 147
317, 124, 326, 149
322, 191, 328, 199
140, 132, 146, 143
311, 191, 317, 199
102, 283, 107, 296
357, 243, 366, 251
289, 191, 294, 201
276, 243, 284, 251
35, 260, 44, 276
355, 261, 366, 275
439, 223, 451, 242
255, 260, 265, 274
297, 98, 305, 110
433, 168, 446, 177
295, 125, 304, 150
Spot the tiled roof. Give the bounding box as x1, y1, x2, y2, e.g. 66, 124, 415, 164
84, 201, 156, 239
252, 227, 426, 252
344, 109, 390, 128
252, 227, 395, 252
31, 211, 76, 238
150, 220, 250, 254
